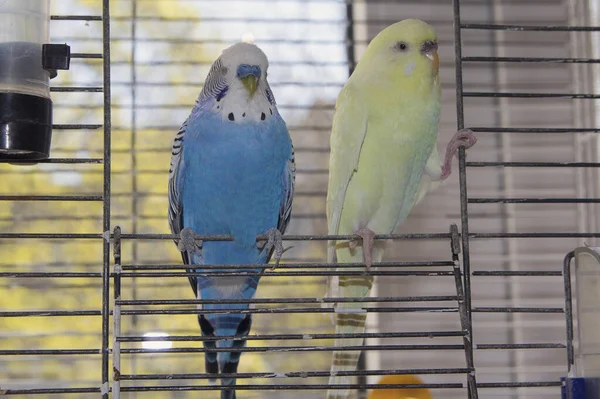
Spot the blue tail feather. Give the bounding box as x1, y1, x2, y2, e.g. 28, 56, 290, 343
220, 350, 242, 399
198, 315, 219, 381
221, 386, 236, 399
196, 276, 254, 398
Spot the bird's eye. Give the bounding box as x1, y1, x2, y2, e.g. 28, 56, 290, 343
221, 67, 228, 75
395, 42, 408, 51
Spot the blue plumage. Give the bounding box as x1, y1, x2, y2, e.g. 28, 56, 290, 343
168, 42, 295, 399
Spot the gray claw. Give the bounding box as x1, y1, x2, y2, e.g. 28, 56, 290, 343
263, 228, 284, 268
177, 227, 202, 254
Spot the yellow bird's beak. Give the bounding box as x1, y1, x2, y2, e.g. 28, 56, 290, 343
425, 50, 440, 72
240, 75, 258, 97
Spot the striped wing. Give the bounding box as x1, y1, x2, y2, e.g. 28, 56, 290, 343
168, 54, 230, 296
167, 118, 202, 296
265, 144, 296, 263
278, 145, 295, 234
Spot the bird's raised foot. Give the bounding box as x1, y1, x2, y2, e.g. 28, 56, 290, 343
441, 128, 478, 180
177, 227, 202, 254
349, 227, 376, 270
259, 228, 284, 269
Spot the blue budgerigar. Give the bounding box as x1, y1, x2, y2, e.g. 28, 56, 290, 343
168, 42, 295, 399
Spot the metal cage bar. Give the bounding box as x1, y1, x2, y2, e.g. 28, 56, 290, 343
101, 0, 112, 397
113, 227, 123, 398
452, 1, 479, 398
109, 225, 473, 396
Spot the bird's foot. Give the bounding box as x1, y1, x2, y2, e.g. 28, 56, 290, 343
259, 228, 284, 269
440, 128, 477, 180
349, 227, 376, 270
177, 227, 202, 254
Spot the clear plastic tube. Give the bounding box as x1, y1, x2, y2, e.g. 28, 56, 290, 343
0, 0, 50, 98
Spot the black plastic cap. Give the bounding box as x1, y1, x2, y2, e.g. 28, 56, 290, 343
0, 92, 52, 161
42, 44, 71, 79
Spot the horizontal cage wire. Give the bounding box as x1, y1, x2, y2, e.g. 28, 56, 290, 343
0, 0, 598, 399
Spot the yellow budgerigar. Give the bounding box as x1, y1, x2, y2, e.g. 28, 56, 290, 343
368, 375, 433, 399
325, 19, 476, 398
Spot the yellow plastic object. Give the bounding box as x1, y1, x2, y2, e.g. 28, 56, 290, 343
367, 375, 433, 399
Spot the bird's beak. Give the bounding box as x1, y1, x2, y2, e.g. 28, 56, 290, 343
240, 75, 258, 97
425, 50, 440, 72
421, 41, 439, 72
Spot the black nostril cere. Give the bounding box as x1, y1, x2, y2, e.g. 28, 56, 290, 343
236, 315, 252, 336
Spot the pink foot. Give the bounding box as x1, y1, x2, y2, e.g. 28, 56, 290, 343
440, 129, 477, 180
349, 227, 376, 270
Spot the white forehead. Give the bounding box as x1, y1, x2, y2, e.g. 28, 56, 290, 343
219, 42, 269, 71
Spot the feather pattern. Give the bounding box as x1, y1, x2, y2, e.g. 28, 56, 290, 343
198, 57, 229, 105
168, 42, 294, 399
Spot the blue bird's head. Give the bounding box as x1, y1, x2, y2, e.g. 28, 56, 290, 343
236, 64, 261, 97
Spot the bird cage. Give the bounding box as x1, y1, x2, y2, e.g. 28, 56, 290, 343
0, 1, 599, 399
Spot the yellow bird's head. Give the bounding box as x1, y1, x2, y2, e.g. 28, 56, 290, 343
367, 374, 433, 399
355, 19, 439, 86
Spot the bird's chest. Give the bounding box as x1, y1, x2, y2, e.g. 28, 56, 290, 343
199, 139, 277, 193
181, 127, 286, 239
355, 97, 439, 208
365, 99, 438, 170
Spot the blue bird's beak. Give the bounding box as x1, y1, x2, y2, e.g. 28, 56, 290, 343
237, 64, 261, 97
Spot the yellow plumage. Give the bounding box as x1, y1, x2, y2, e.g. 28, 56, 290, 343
327, 18, 441, 265
325, 19, 443, 399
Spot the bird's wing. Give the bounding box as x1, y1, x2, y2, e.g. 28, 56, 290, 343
263, 142, 295, 264
325, 85, 369, 303
167, 118, 199, 296
278, 144, 296, 234
326, 84, 369, 264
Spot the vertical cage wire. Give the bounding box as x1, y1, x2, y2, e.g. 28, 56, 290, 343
452, 3, 479, 398
113, 226, 123, 399
128, 1, 140, 392
101, 0, 112, 397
